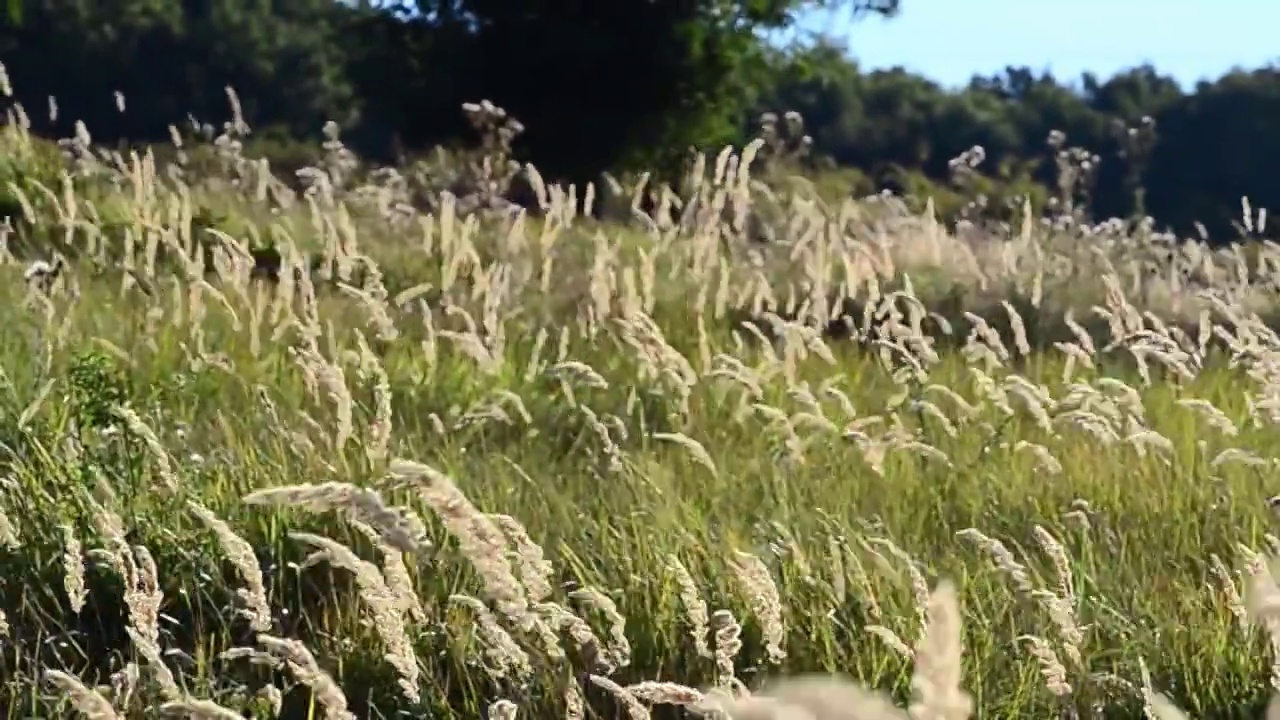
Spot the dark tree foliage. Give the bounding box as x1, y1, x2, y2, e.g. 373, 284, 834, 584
748, 39, 1280, 240
3, 0, 1280, 241
0, 0, 358, 144
375, 0, 900, 182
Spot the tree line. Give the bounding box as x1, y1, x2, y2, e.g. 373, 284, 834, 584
753, 38, 1280, 241
1, 0, 1277, 240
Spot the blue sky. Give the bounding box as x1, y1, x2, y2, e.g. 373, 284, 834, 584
784, 0, 1280, 89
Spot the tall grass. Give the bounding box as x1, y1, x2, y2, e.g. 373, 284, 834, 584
2, 72, 1280, 719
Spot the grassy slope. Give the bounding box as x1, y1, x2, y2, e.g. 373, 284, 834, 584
0, 122, 1275, 720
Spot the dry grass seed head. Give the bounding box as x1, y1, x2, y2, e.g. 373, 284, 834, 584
705, 675, 908, 720
449, 594, 534, 681
157, 698, 245, 719
590, 675, 653, 720
289, 532, 421, 702
188, 500, 272, 631
908, 580, 972, 720
256, 635, 354, 720
385, 459, 532, 628
728, 550, 786, 664
668, 555, 713, 659
570, 586, 632, 670
489, 512, 555, 603
243, 481, 425, 553
348, 518, 427, 625
44, 669, 122, 720
61, 524, 87, 614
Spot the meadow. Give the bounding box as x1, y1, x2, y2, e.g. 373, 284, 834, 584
2, 82, 1280, 720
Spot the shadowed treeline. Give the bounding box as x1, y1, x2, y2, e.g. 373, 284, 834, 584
3, 0, 1280, 240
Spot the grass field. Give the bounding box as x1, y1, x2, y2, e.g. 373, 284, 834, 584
3, 93, 1280, 720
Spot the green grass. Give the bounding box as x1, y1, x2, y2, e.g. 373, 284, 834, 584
0, 117, 1277, 720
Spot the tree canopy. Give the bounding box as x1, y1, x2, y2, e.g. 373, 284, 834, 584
360, 0, 901, 179
3, 0, 1280, 240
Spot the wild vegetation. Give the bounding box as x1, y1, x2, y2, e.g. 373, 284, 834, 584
6, 65, 1280, 720
9, 0, 1280, 241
